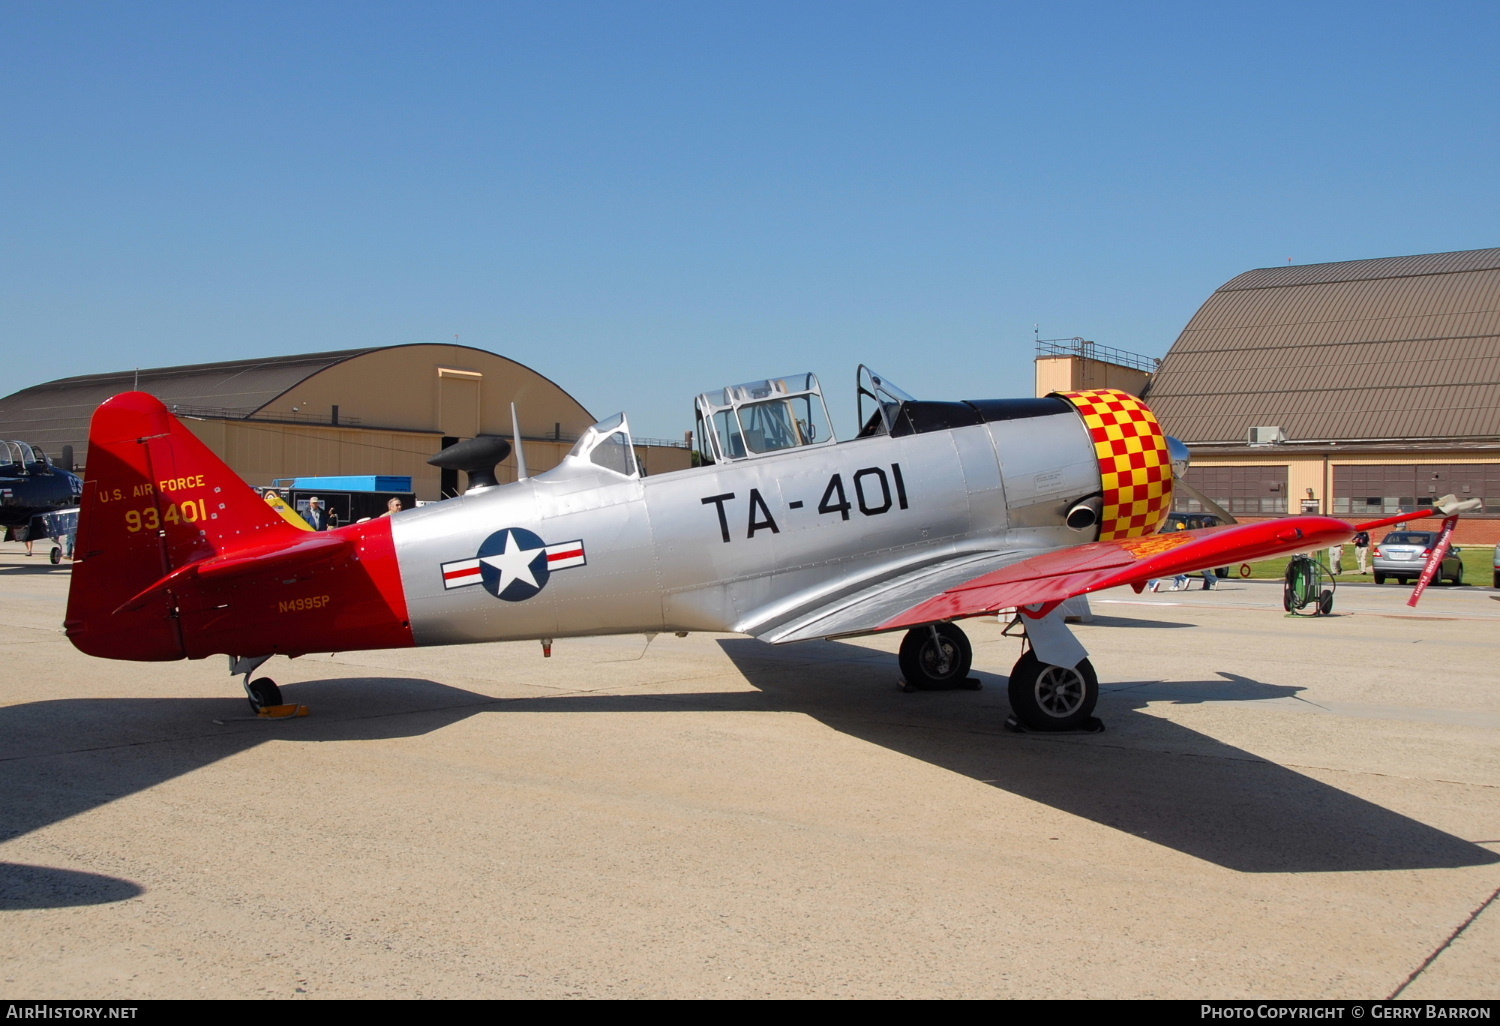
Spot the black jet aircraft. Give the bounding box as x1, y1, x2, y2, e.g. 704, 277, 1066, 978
1, 441, 83, 537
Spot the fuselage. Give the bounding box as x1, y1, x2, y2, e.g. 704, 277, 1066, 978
65, 386, 1174, 664
390, 401, 1104, 646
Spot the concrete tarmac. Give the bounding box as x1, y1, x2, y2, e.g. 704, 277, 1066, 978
2, 543, 1497, 999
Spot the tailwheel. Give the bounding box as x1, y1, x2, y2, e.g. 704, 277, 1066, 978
1007, 650, 1098, 731
245, 677, 283, 713
898, 623, 973, 690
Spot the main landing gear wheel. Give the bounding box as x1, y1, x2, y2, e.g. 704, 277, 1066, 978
898, 623, 972, 690
1007, 650, 1098, 731
245, 677, 282, 713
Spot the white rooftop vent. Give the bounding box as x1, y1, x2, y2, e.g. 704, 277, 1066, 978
1247, 426, 1287, 446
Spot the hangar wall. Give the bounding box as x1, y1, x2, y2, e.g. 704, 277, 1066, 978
0, 343, 692, 501
191, 343, 605, 497
244, 344, 595, 440
180, 418, 589, 499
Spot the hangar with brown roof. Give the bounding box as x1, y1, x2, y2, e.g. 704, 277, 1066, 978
1141, 247, 1500, 543
0, 343, 690, 502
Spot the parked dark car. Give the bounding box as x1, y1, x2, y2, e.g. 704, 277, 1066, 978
1372, 531, 1463, 585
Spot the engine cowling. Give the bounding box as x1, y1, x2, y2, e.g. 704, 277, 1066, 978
1051, 388, 1174, 540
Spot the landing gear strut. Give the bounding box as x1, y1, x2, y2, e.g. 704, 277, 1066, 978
898, 623, 973, 690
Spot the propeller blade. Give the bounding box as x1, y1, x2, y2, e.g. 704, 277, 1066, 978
1434, 493, 1481, 515
1175, 477, 1237, 525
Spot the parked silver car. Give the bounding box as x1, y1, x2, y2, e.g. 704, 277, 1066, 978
1372, 531, 1463, 585
1492, 543, 1499, 589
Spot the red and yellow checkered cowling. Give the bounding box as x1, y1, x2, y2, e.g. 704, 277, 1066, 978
1052, 389, 1173, 540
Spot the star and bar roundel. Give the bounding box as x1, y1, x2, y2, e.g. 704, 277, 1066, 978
1053, 388, 1173, 541
440, 528, 587, 601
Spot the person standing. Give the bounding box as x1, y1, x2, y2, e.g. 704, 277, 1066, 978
304, 496, 330, 531
1353, 530, 1371, 574
383, 497, 403, 517
1328, 543, 1343, 575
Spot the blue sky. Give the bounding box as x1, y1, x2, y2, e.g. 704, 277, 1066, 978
3, 1, 1497, 439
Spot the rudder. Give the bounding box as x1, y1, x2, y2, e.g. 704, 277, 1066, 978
65, 392, 299, 660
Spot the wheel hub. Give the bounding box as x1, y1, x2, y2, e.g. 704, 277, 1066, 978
1035, 666, 1085, 717
922, 640, 955, 677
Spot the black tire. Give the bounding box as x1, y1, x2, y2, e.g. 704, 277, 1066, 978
1282, 581, 1295, 612
1374, 572, 1386, 585
898, 623, 972, 690
49, 547, 61, 565
246, 677, 282, 712
1317, 591, 1334, 616
1214, 567, 1229, 578
1493, 571, 1499, 589
1453, 565, 1463, 586
1007, 650, 1098, 731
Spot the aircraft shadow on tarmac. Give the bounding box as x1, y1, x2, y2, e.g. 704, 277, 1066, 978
1071, 614, 1195, 629
715, 638, 1500, 876
0, 677, 499, 909
2, 642, 1495, 907
0, 562, 73, 577
0, 863, 142, 910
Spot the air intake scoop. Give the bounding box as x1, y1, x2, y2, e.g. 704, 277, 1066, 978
428, 435, 513, 492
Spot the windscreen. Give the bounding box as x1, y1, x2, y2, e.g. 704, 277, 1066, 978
738, 396, 831, 454
567, 413, 638, 477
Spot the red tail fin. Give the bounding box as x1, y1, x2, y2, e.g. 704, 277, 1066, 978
65, 392, 300, 660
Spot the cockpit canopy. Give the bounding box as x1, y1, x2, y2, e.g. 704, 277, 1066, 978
856, 365, 916, 438
566, 412, 639, 478
694, 373, 836, 465
1, 441, 52, 474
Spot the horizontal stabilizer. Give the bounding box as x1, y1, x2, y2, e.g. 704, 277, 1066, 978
114, 531, 355, 614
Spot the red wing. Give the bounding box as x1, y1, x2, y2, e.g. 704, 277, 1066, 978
878, 516, 1357, 631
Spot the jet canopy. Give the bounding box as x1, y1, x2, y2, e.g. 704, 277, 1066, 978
694, 373, 836, 465
1, 441, 52, 473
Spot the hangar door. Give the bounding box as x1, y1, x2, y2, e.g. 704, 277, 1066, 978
438, 367, 482, 439
1175, 466, 1289, 515
1335, 465, 1500, 516
436, 367, 482, 498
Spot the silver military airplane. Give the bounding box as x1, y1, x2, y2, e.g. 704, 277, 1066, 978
65, 365, 1451, 730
